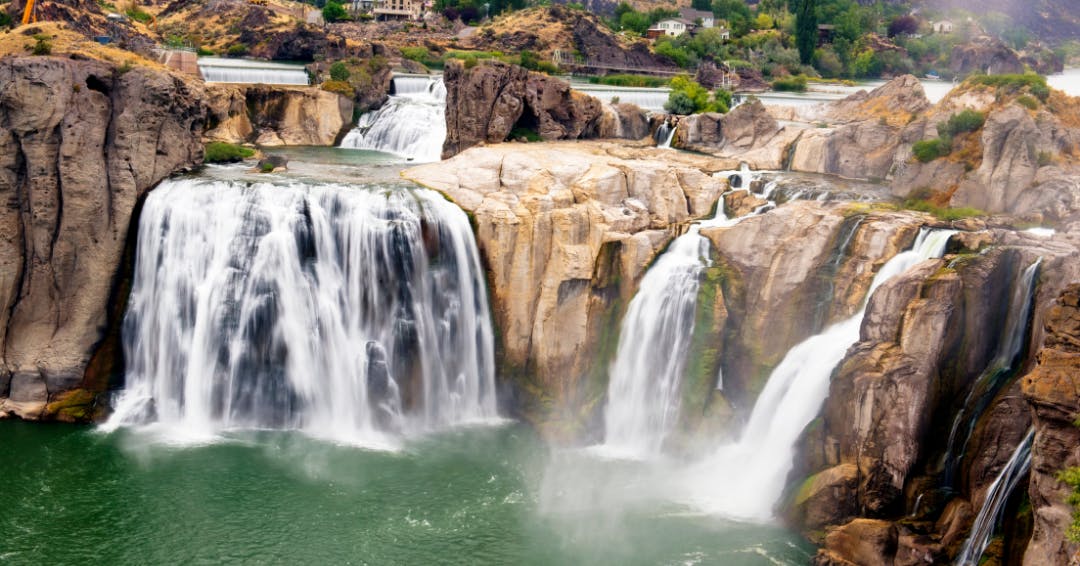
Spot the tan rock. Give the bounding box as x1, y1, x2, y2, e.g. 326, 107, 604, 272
205, 84, 353, 146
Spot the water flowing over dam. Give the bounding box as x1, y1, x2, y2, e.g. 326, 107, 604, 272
196, 57, 310, 85
105, 178, 496, 445
340, 76, 447, 162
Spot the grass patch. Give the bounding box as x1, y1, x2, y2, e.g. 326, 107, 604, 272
508, 126, 541, 142
913, 138, 951, 162
902, 198, 984, 220
966, 73, 1050, 101
1016, 95, 1039, 110
772, 74, 808, 92
204, 142, 255, 163
321, 79, 353, 98
587, 74, 670, 88
125, 6, 153, 23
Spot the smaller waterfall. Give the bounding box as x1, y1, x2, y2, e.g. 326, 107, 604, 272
954, 428, 1035, 566
197, 57, 309, 85
573, 85, 671, 112
942, 258, 1041, 485
601, 208, 737, 457
340, 76, 446, 162
655, 122, 676, 149
682, 229, 956, 520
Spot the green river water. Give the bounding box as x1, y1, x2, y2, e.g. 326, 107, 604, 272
1, 421, 812, 565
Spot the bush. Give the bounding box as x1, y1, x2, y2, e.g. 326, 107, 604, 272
260, 161, 276, 173
664, 90, 697, 115
508, 126, 541, 142
321, 80, 354, 97
322, 0, 348, 22
125, 6, 153, 23
967, 73, 1050, 101
329, 61, 350, 82
196, 46, 215, 57
771, 74, 807, 92
31, 35, 52, 56
204, 142, 255, 163
1016, 95, 1039, 110
664, 76, 728, 115
0, 11, 13, 29
587, 74, 669, 88
938, 109, 985, 137
226, 43, 249, 57
912, 138, 951, 162
400, 46, 429, 62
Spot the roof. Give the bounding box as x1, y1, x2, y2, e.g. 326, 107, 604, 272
678, 7, 713, 21
654, 17, 693, 25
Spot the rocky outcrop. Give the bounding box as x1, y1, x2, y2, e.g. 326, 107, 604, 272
239, 24, 351, 62
597, 103, 650, 141
0, 57, 205, 421
1021, 285, 1080, 566
404, 141, 729, 435
672, 99, 802, 169
441, 60, 645, 159
950, 37, 1025, 77
204, 84, 353, 146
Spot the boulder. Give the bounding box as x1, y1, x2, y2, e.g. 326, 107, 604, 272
0, 57, 205, 421
204, 84, 354, 147
815, 519, 899, 566
950, 37, 1025, 77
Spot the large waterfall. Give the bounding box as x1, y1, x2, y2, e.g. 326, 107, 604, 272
105, 178, 496, 445
197, 57, 310, 85
340, 76, 447, 162
681, 229, 956, 520
955, 428, 1035, 566
943, 258, 1041, 485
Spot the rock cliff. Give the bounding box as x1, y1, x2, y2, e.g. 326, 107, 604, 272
0, 57, 206, 421
204, 84, 354, 147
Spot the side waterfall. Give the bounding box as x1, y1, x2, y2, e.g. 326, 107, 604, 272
601, 205, 738, 457
954, 428, 1035, 566
104, 179, 496, 444
942, 258, 1041, 485
340, 76, 447, 162
683, 228, 956, 520
196, 57, 309, 85
655, 122, 676, 149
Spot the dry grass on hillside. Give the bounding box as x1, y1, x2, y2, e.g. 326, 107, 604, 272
0, 22, 162, 68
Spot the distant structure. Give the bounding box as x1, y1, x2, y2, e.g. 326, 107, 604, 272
817, 23, 835, 45
678, 7, 714, 28
932, 20, 954, 34
373, 0, 423, 20
648, 18, 692, 38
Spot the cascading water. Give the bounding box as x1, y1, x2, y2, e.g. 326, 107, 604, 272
680, 228, 956, 520
573, 85, 671, 112
197, 57, 309, 85
954, 428, 1035, 566
601, 208, 738, 457
339, 76, 447, 162
104, 178, 497, 445
942, 258, 1041, 485
656, 122, 676, 149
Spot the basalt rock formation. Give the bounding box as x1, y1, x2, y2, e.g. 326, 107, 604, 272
441, 60, 647, 159
0, 56, 206, 421
204, 84, 354, 146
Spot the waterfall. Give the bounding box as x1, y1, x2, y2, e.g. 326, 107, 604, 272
681, 228, 956, 520
339, 76, 446, 162
656, 122, 676, 149
954, 428, 1035, 566
600, 209, 738, 457
197, 57, 309, 85
573, 85, 671, 112
104, 178, 497, 445
942, 258, 1041, 485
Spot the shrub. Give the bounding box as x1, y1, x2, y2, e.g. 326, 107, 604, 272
400, 46, 429, 62
31, 35, 52, 56
125, 6, 153, 23
321, 80, 354, 97
196, 46, 215, 57
0, 10, 13, 29
663, 76, 728, 115
204, 142, 255, 163
664, 90, 697, 115
967, 73, 1050, 101
938, 109, 985, 137
508, 126, 541, 142
912, 138, 951, 162
1016, 95, 1039, 110
329, 61, 350, 82
322, 0, 348, 22
771, 74, 807, 92
226, 43, 249, 57
260, 161, 276, 173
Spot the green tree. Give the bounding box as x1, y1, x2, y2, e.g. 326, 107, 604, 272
793, 0, 817, 65
322, 1, 348, 22
691, 0, 711, 10
619, 10, 649, 34
329, 61, 350, 81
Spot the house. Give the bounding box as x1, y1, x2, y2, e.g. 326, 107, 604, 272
351, 0, 375, 13
678, 7, 714, 29
817, 23, 835, 45
932, 20, 954, 34
373, 0, 422, 20
648, 18, 692, 38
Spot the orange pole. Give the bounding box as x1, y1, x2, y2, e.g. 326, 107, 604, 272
21, 0, 37, 25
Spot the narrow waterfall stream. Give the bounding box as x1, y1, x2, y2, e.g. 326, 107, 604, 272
954, 428, 1035, 566
680, 229, 956, 520
105, 178, 496, 445
942, 258, 1042, 485
340, 76, 447, 162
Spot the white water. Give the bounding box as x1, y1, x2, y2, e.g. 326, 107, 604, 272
656, 122, 676, 149
955, 428, 1035, 566
680, 228, 956, 521
573, 84, 671, 112
197, 57, 309, 85
339, 76, 446, 162
942, 258, 1041, 484
104, 178, 496, 446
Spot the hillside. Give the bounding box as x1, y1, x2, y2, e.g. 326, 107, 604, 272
927, 0, 1080, 43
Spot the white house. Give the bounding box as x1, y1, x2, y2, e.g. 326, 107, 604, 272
679, 7, 714, 29
648, 18, 692, 38
932, 20, 954, 34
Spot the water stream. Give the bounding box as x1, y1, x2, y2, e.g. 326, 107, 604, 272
340, 76, 447, 162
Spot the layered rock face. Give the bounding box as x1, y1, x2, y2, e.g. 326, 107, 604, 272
0, 57, 206, 421
404, 141, 727, 433
1022, 285, 1080, 566
673, 99, 802, 169
204, 84, 354, 146
950, 37, 1025, 77
441, 60, 647, 159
